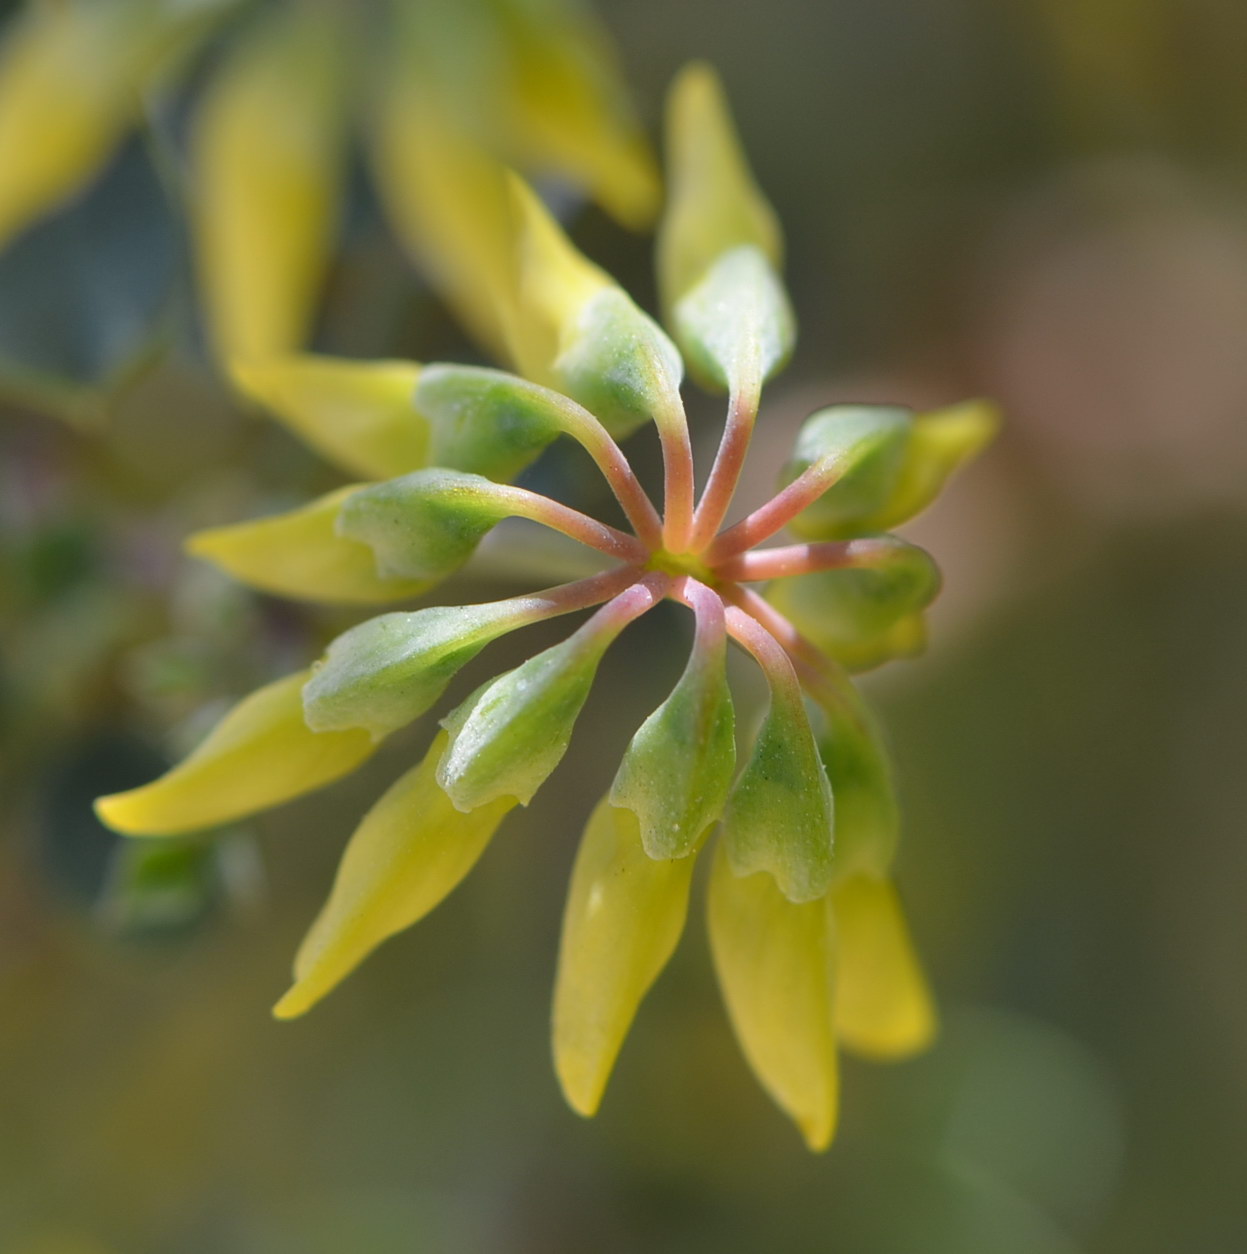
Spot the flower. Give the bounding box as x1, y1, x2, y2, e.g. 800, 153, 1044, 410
94, 64, 998, 1150
0, 0, 656, 364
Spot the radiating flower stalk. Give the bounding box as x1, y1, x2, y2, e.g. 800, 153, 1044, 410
95, 64, 998, 1149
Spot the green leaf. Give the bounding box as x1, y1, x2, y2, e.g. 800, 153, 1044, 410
721, 687, 834, 903
766, 539, 941, 672
437, 622, 612, 810
610, 630, 735, 859
672, 244, 794, 392
338, 469, 520, 583
781, 405, 913, 540
303, 600, 539, 739
417, 364, 566, 483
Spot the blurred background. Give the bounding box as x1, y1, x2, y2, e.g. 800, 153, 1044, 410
3, 0, 1246, 1250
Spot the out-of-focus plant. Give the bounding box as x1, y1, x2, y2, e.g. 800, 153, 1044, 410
96, 65, 998, 1148
0, 0, 656, 417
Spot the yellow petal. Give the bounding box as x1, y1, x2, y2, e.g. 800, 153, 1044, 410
231, 356, 427, 481
497, 172, 614, 384
491, 0, 660, 230
95, 671, 375, 837
0, 3, 149, 246
273, 732, 513, 1019
553, 802, 695, 1116
191, 7, 346, 363
658, 62, 783, 312
707, 843, 838, 1151
368, 80, 514, 358
831, 874, 937, 1059
186, 486, 431, 605
873, 399, 1001, 530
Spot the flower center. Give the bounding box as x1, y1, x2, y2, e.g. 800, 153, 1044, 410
646, 547, 717, 584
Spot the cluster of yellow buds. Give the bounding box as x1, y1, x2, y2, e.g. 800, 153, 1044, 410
94, 64, 997, 1150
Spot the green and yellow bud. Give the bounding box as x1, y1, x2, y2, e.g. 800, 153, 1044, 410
436, 617, 618, 810
274, 732, 514, 1020
868, 399, 1000, 531
766, 538, 941, 672
339, 470, 526, 584
231, 356, 427, 482
303, 599, 546, 740
707, 843, 839, 1152
187, 487, 431, 606
809, 690, 900, 881
610, 617, 735, 860
417, 365, 567, 484
95, 672, 376, 837
831, 874, 936, 1059
781, 405, 913, 540
553, 801, 695, 1116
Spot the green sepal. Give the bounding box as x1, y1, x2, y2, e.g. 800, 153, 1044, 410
437, 623, 611, 811
766, 539, 941, 673
610, 635, 735, 860
416, 364, 565, 483
302, 600, 536, 739
338, 469, 518, 583
809, 688, 899, 880
720, 687, 834, 903
672, 244, 794, 393
553, 286, 684, 439
781, 406, 912, 540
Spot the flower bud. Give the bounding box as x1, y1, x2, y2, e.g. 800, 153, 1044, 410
303, 600, 542, 740
766, 539, 941, 672
720, 686, 834, 903
187, 487, 431, 605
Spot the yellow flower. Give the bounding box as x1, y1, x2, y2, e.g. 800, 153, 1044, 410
95, 64, 996, 1149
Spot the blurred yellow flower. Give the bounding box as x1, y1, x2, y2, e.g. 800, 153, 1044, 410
95, 63, 996, 1150
0, 0, 658, 364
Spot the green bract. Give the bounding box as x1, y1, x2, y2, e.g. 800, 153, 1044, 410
437, 624, 613, 811
610, 630, 736, 860
721, 686, 835, 903
96, 64, 998, 1154
340, 469, 525, 583
303, 600, 540, 739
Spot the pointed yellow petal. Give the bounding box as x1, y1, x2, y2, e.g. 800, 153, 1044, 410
95, 672, 375, 837
658, 62, 783, 312
273, 732, 513, 1019
492, 2, 660, 230
231, 356, 427, 481
368, 80, 514, 358
497, 173, 614, 384
873, 399, 1001, 530
186, 486, 431, 605
191, 7, 346, 363
0, 4, 150, 246
831, 874, 937, 1059
553, 802, 695, 1116
707, 843, 839, 1151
